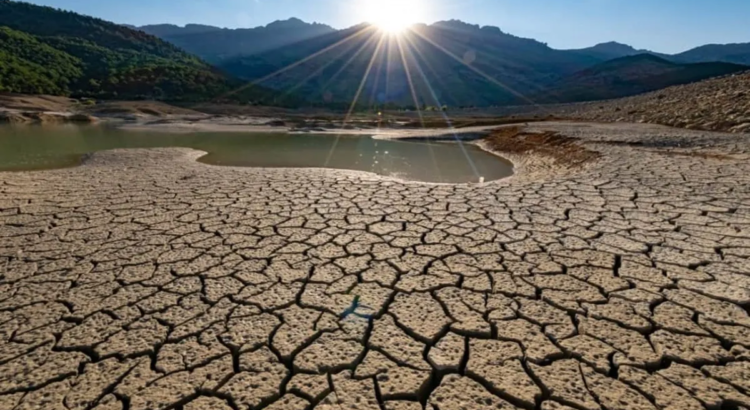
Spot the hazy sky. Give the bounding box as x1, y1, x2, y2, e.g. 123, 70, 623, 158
25, 0, 750, 53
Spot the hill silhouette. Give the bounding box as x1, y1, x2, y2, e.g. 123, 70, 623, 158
215, 20, 750, 107
218, 22, 605, 107
673, 43, 750, 65
534, 54, 748, 103
136, 19, 335, 63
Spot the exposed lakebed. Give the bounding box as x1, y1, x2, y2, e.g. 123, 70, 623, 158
0, 125, 513, 183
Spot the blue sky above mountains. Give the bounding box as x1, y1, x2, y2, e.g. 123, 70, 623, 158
26, 0, 750, 53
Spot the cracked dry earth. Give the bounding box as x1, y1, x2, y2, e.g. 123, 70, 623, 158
2, 122, 750, 410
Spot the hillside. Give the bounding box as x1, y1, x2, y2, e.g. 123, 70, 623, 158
549, 70, 750, 133
567, 42, 660, 60
136, 24, 221, 37
218, 21, 602, 108
568, 41, 750, 66
140, 18, 750, 70
673, 43, 750, 65
3, 1, 748, 109
137, 19, 335, 62
0, 0, 290, 104
214, 19, 750, 108
535, 54, 748, 103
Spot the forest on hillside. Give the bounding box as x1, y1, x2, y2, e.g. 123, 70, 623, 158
0, 0, 296, 105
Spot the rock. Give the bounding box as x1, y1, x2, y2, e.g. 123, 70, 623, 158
0, 111, 30, 123
544, 71, 750, 133
0, 111, 97, 123
67, 114, 98, 123
27, 112, 66, 122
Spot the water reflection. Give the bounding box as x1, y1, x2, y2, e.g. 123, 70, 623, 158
0, 125, 513, 183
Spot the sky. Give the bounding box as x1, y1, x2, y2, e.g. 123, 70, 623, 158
25, 0, 750, 53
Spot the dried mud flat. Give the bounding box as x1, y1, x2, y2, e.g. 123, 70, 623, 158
1, 122, 750, 410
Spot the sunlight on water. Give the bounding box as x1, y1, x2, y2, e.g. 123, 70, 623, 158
0, 125, 513, 184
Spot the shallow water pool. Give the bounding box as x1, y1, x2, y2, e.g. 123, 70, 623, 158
0, 125, 513, 183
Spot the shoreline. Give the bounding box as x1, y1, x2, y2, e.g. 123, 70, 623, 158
0, 119, 519, 185
116, 119, 500, 140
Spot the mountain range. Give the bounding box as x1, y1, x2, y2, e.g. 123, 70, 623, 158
533, 54, 747, 103
208, 19, 749, 107
216, 21, 600, 107
134, 19, 335, 63
1, 0, 748, 107
571, 41, 750, 66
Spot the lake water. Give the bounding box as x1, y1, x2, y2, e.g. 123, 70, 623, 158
0, 125, 513, 183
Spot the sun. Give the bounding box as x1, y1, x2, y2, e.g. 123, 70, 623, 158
357, 0, 426, 34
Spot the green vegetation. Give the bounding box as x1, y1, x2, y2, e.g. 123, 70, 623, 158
0, 26, 82, 95
0, 0, 296, 104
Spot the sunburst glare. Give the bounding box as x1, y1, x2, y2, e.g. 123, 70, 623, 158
357, 0, 426, 33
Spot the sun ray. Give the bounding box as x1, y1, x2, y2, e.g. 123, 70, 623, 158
394, 35, 446, 181
339, 32, 387, 116
280, 32, 369, 99
401, 32, 463, 107
365, 37, 389, 106
219, 25, 378, 100
395, 36, 425, 128
408, 27, 546, 109
324, 33, 388, 168
319, 30, 383, 96
396, 35, 481, 179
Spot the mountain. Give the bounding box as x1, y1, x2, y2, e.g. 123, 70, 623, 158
216, 20, 750, 107
3, 2, 747, 108
673, 43, 750, 65
137, 23, 221, 37
218, 21, 603, 107
570, 42, 641, 59
534, 54, 748, 103
568, 41, 667, 60
137, 18, 335, 62
571, 41, 750, 66
0, 0, 291, 104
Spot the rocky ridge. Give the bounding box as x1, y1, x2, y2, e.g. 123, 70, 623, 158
552, 71, 750, 133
